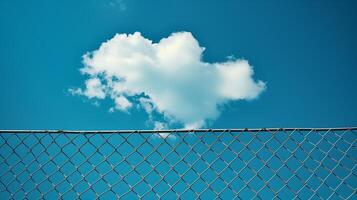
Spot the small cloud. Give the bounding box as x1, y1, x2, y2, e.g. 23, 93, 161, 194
114, 95, 132, 111
69, 78, 105, 99
72, 31, 266, 129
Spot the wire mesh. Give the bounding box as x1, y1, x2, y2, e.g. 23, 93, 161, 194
0, 128, 356, 199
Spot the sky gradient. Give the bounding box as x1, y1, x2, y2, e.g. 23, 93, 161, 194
0, 0, 357, 130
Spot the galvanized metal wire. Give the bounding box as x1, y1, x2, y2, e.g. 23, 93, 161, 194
0, 128, 356, 199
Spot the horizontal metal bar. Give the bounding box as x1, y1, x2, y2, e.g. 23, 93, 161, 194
0, 127, 356, 134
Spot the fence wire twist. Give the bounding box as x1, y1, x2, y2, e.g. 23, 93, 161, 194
0, 128, 356, 199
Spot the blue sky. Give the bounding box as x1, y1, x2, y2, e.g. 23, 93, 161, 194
0, 1, 356, 199
1, 0, 357, 130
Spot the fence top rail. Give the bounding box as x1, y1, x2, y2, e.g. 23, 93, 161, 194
0, 127, 356, 134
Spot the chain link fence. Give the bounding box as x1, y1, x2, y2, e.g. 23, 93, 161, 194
0, 128, 356, 199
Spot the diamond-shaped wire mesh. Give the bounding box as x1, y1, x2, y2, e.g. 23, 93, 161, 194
0, 128, 356, 199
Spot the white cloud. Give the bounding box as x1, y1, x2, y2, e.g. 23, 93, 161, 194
69, 78, 106, 99
73, 31, 266, 128
114, 95, 132, 111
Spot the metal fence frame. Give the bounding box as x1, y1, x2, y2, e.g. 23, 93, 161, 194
0, 127, 356, 199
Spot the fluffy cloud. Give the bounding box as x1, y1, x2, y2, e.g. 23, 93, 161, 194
72, 32, 266, 128
69, 78, 105, 99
